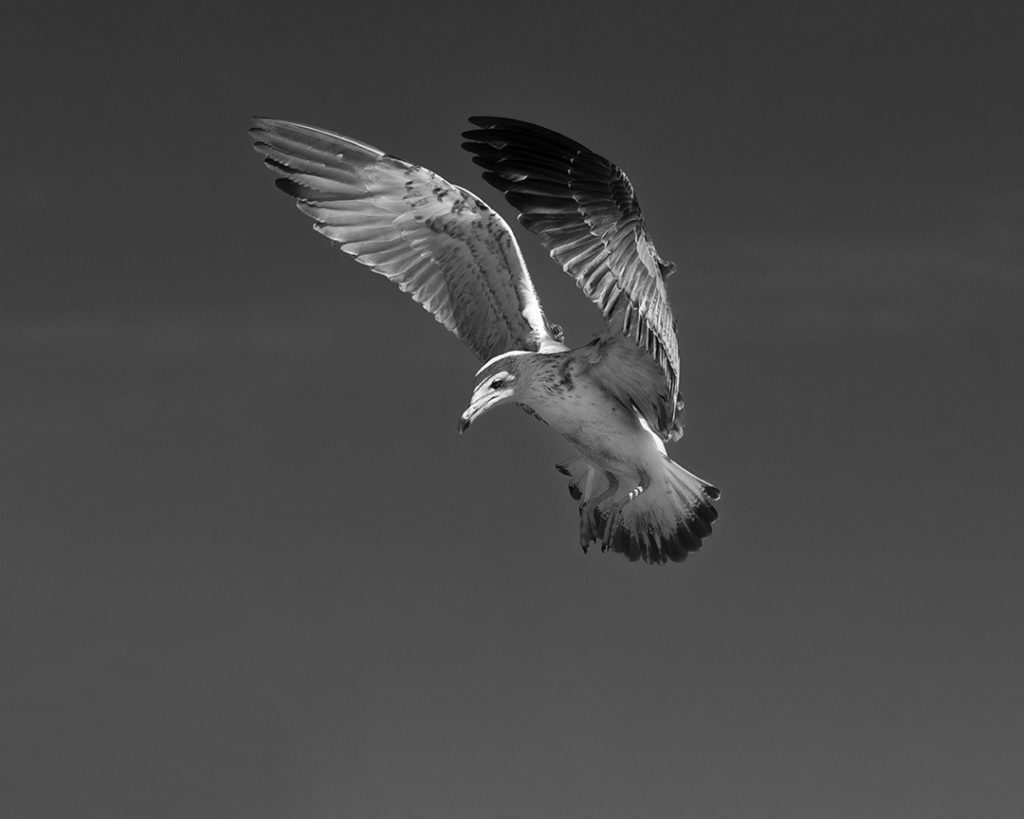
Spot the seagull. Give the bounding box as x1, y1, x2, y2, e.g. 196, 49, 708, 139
250, 116, 719, 564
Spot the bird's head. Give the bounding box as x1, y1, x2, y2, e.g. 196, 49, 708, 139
458, 352, 529, 433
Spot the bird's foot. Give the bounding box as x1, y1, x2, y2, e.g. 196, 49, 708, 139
589, 472, 620, 507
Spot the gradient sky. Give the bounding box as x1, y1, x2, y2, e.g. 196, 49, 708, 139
3, 2, 1023, 817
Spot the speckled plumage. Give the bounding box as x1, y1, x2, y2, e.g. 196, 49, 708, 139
251, 116, 719, 564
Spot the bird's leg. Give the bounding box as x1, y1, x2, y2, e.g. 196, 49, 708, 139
554, 456, 583, 477
615, 468, 651, 508
555, 457, 585, 501
586, 471, 620, 508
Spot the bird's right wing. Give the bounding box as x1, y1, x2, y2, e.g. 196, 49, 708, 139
250, 118, 563, 362
461, 116, 683, 439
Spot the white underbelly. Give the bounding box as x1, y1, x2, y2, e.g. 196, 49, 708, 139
533, 382, 665, 480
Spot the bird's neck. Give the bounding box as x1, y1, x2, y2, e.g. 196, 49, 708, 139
515, 352, 575, 409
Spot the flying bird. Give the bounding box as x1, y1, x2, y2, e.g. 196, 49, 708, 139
250, 116, 719, 564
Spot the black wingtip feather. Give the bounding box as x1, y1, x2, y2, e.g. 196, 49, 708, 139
273, 177, 305, 198
465, 116, 593, 153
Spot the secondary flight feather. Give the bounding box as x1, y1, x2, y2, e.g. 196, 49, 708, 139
250, 116, 719, 564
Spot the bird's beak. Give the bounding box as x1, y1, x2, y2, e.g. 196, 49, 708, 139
458, 386, 512, 434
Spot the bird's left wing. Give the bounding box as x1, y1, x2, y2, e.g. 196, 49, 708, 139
462, 117, 682, 439
250, 118, 563, 362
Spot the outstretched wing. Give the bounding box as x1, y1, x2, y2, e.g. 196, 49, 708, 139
461, 116, 682, 439
251, 118, 563, 362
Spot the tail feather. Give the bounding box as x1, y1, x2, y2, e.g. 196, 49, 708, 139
554, 456, 720, 565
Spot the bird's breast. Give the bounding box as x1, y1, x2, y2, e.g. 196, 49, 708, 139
526, 375, 660, 476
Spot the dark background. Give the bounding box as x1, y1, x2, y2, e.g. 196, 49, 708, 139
3, 2, 1022, 816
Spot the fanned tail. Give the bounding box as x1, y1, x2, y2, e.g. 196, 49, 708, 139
555, 456, 720, 565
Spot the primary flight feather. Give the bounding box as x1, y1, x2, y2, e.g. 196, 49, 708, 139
250, 116, 719, 564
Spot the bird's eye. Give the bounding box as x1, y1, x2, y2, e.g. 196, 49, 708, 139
490, 378, 505, 390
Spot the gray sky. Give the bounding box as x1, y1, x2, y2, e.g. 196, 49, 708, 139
3, 2, 1023, 817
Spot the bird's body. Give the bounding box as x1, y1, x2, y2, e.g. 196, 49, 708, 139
490, 348, 659, 479
464, 344, 718, 561
251, 116, 720, 564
